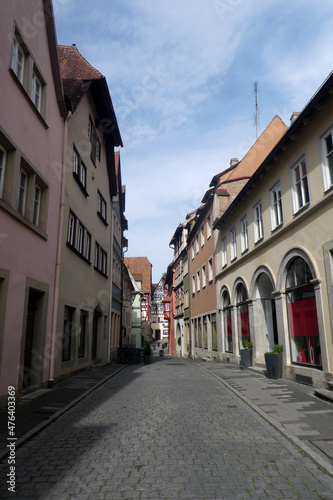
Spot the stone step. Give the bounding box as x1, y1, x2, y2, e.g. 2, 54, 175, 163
314, 388, 333, 403
327, 380, 333, 390
20, 389, 53, 404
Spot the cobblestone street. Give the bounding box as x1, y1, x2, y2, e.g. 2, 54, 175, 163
1, 358, 333, 499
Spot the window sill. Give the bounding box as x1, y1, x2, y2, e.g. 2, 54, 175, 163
0, 199, 48, 239
73, 172, 89, 197
66, 242, 91, 265
97, 211, 108, 226
293, 202, 310, 218
94, 266, 108, 278
254, 237, 264, 246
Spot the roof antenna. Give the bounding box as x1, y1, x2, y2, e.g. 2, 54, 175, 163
254, 81, 259, 141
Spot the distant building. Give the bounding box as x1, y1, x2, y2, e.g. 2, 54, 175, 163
151, 276, 168, 350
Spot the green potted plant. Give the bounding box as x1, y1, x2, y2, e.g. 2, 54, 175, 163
143, 342, 153, 364
265, 344, 283, 379
240, 339, 253, 370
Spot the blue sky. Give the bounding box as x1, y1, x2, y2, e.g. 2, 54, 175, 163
54, 0, 333, 282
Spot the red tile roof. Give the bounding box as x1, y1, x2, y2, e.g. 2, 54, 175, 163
124, 257, 152, 293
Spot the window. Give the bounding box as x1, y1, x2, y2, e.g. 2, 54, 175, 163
96, 139, 101, 162
31, 71, 42, 111
202, 265, 206, 288
240, 216, 249, 253
0, 146, 7, 198
271, 183, 283, 229
292, 159, 309, 212
94, 242, 107, 276
67, 212, 76, 246
230, 227, 237, 261
212, 314, 217, 351
322, 128, 333, 190
254, 201, 264, 242
201, 225, 205, 247
11, 36, 25, 83
33, 185, 41, 226
286, 257, 321, 367
195, 234, 199, 254
62, 306, 74, 362
191, 242, 195, 260
18, 169, 28, 215
208, 258, 213, 283
78, 310, 88, 358
77, 223, 84, 254
203, 316, 208, 348
222, 291, 233, 353
192, 275, 195, 295
196, 270, 200, 292
207, 214, 212, 239
72, 147, 88, 194
85, 232, 91, 261
88, 116, 93, 140
236, 283, 250, 349
221, 236, 227, 268
97, 190, 107, 223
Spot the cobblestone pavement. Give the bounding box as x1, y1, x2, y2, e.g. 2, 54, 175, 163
1, 357, 333, 499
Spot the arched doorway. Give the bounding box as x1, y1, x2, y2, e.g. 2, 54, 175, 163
285, 256, 322, 367
254, 270, 278, 352
236, 282, 250, 349
221, 288, 233, 353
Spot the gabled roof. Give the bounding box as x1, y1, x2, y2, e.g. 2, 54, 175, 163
124, 257, 152, 294
58, 44, 122, 148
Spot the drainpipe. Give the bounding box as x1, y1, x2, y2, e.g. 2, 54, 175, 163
108, 198, 117, 362
48, 111, 71, 388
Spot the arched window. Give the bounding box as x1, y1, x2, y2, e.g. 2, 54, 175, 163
286, 257, 321, 367
236, 283, 250, 348
222, 290, 233, 353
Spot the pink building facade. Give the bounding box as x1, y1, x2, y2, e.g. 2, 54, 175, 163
0, 0, 66, 404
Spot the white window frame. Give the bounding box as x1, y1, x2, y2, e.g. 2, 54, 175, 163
73, 148, 79, 175
31, 71, 42, 111
192, 274, 196, 295
207, 214, 211, 239
208, 257, 213, 283
80, 161, 87, 188
201, 225, 205, 247
270, 182, 283, 230
11, 37, 25, 83
88, 115, 93, 140
33, 184, 41, 226
221, 236, 227, 268
253, 201, 264, 243
195, 234, 199, 254
322, 128, 333, 191
77, 223, 84, 254
292, 158, 310, 213
230, 227, 237, 261
196, 270, 200, 292
240, 216, 248, 253
0, 145, 7, 198
191, 241, 195, 260
18, 169, 28, 216
85, 232, 91, 261
202, 264, 206, 288
67, 212, 76, 246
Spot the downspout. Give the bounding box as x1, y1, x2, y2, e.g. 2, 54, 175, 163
108, 199, 116, 362
48, 111, 71, 387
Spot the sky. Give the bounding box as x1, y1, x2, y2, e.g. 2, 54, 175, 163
53, 0, 333, 283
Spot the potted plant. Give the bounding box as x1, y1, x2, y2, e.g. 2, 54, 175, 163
265, 344, 283, 379
240, 339, 253, 370
143, 342, 153, 364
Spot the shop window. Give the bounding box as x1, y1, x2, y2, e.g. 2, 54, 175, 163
286, 257, 321, 367
222, 290, 233, 353
236, 283, 250, 348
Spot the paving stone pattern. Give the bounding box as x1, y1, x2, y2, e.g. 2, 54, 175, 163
1, 358, 333, 499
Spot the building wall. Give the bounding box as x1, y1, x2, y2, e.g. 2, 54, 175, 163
54, 91, 112, 380
215, 95, 333, 387
188, 205, 217, 358
0, 0, 65, 403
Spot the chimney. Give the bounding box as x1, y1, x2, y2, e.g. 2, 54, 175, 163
290, 112, 300, 125
230, 158, 238, 167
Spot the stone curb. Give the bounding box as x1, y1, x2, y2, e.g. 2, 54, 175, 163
0, 365, 127, 462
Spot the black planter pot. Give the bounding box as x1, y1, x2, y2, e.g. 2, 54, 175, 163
143, 355, 152, 364
240, 349, 252, 370
265, 352, 283, 379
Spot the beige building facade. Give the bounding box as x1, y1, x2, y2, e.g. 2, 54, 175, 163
214, 72, 333, 388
